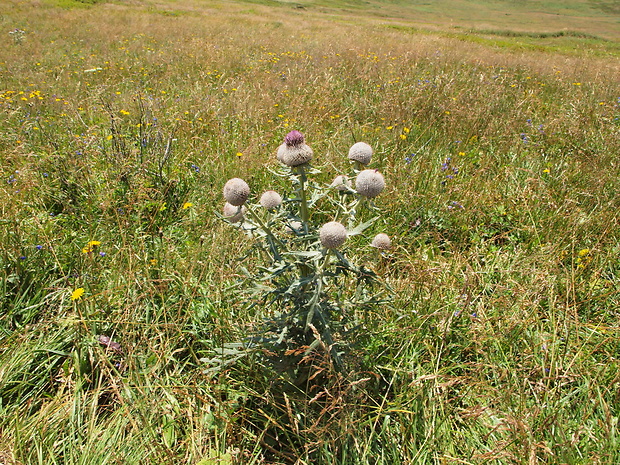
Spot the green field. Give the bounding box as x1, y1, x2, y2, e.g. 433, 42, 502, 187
235, 0, 620, 40
1, 0, 619, 463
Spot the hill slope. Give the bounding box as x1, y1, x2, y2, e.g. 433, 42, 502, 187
233, 0, 620, 39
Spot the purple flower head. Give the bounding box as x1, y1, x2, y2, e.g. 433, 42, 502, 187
284, 130, 305, 147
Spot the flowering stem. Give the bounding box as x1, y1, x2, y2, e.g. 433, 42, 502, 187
305, 248, 331, 328
298, 166, 309, 230
245, 205, 287, 259
296, 165, 312, 278
304, 248, 342, 370
339, 195, 365, 228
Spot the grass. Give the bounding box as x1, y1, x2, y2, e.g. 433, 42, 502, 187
1, 0, 619, 463
230, 0, 620, 40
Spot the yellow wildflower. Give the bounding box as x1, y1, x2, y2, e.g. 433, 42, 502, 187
71, 288, 85, 301
82, 240, 101, 254
182, 202, 193, 209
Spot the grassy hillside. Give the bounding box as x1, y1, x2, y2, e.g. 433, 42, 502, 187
1, 0, 619, 463
235, 0, 620, 40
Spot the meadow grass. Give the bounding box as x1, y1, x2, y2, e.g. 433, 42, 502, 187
1, 0, 619, 463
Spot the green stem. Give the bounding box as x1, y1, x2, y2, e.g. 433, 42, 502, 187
298, 165, 309, 229
296, 165, 312, 278
245, 204, 287, 258
305, 248, 343, 370
305, 248, 331, 329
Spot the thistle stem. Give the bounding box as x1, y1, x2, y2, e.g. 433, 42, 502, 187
296, 165, 312, 278
305, 248, 331, 328
245, 205, 287, 258
298, 165, 309, 230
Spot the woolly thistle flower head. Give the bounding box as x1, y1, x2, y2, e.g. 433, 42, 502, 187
331, 175, 351, 191
348, 142, 373, 165
285, 130, 304, 146
276, 130, 313, 167
371, 233, 392, 250
355, 169, 385, 198
223, 202, 246, 223
223, 178, 250, 206
260, 190, 282, 209
319, 221, 347, 249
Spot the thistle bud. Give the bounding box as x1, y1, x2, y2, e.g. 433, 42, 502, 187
348, 142, 373, 165
319, 221, 347, 249
331, 175, 351, 191
223, 178, 250, 206
260, 190, 282, 209
223, 202, 246, 223
371, 233, 392, 250
285, 220, 303, 235
277, 130, 313, 167
355, 169, 385, 198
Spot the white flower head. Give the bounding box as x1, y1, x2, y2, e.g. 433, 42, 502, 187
319, 221, 347, 249
223, 178, 250, 206
331, 175, 351, 191
348, 142, 373, 165
355, 169, 385, 198
276, 130, 313, 167
371, 233, 392, 250
223, 202, 246, 223
260, 190, 282, 209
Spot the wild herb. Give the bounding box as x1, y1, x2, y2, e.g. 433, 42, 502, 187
220, 131, 391, 375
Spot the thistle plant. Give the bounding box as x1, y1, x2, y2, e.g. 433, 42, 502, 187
220, 131, 391, 374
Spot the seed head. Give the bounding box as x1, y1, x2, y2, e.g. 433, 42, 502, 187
260, 190, 282, 209
348, 142, 373, 165
223, 202, 246, 223
371, 233, 392, 250
277, 130, 313, 167
355, 169, 385, 198
223, 178, 250, 206
319, 221, 347, 249
331, 175, 351, 191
